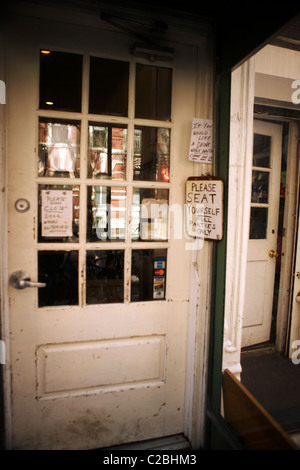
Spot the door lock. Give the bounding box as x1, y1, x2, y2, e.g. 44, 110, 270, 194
10, 270, 46, 290
268, 250, 279, 258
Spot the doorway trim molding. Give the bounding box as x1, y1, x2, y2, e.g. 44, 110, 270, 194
277, 122, 299, 354
222, 58, 255, 378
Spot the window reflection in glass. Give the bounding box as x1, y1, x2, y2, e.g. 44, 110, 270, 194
88, 124, 127, 179
135, 64, 172, 121
38, 119, 80, 177
132, 188, 169, 241
89, 57, 129, 116
131, 249, 167, 302
87, 186, 126, 242
249, 207, 268, 239
253, 134, 271, 168
39, 50, 82, 112
38, 251, 78, 307
134, 127, 170, 182
86, 250, 124, 304
251, 170, 269, 203
38, 185, 80, 243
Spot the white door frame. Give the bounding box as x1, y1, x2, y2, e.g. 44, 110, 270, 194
276, 122, 299, 354
223, 57, 300, 375
222, 58, 255, 378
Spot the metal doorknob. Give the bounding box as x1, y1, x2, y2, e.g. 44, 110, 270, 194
10, 270, 46, 290
268, 250, 279, 258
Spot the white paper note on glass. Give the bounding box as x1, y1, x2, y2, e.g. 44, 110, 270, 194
188, 118, 213, 164
41, 189, 73, 237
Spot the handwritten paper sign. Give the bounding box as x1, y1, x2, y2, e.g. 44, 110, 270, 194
185, 177, 223, 241
41, 190, 73, 237
188, 118, 213, 164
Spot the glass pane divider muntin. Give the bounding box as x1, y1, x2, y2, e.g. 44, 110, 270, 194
252, 166, 271, 172
37, 113, 173, 130
81, 52, 90, 116
128, 60, 136, 123
79, 245, 86, 308
250, 203, 270, 209
124, 246, 132, 303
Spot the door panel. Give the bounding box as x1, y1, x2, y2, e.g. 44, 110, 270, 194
242, 120, 282, 347
6, 16, 198, 449
243, 260, 267, 327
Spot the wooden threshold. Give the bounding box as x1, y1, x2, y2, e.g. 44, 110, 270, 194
101, 434, 191, 451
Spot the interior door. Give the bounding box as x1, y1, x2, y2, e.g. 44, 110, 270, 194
242, 120, 282, 348
5, 16, 198, 449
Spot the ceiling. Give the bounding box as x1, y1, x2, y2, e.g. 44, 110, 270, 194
4, 0, 300, 73
271, 15, 300, 51
48, 1, 300, 72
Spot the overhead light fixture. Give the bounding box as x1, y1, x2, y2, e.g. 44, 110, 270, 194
41, 50, 51, 54
131, 43, 174, 62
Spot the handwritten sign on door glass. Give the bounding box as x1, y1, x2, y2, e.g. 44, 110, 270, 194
188, 118, 213, 164
41, 190, 73, 237
185, 178, 223, 241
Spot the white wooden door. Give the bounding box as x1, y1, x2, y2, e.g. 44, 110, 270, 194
5, 15, 200, 449
242, 120, 282, 347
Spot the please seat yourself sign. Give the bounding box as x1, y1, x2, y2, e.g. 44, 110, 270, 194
185, 176, 223, 241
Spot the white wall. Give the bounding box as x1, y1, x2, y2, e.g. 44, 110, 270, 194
255, 45, 300, 103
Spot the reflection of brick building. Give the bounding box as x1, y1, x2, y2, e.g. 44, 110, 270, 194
133, 127, 170, 182
89, 125, 127, 179
89, 185, 126, 241
112, 127, 126, 180
73, 186, 80, 229
38, 120, 80, 177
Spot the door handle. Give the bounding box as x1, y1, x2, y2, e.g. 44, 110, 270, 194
10, 270, 46, 290
268, 250, 279, 258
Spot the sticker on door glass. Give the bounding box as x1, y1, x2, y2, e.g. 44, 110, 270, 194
41, 189, 73, 237
153, 257, 166, 299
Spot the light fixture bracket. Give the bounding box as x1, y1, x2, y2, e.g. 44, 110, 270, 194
131, 42, 174, 62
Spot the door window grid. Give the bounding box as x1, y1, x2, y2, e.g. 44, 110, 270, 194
249, 133, 272, 240
36, 50, 173, 307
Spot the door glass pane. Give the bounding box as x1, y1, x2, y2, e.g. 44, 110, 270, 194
39, 50, 82, 112
38, 251, 78, 307
253, 133, 271, 168
135, 64, 172, 121
249, 207, 268, 239
87, 186, 126, 242
132, 188, 169, 241
86, 250, 124, 304
38, 185, 79, 242
251, 170, 269, 203
131, 249, 167, 301
38, 118, 80, 177
89, 57, 129, 116
134, 127, 170, 182
88, 123, 127, 180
